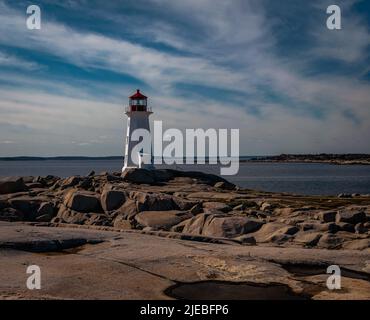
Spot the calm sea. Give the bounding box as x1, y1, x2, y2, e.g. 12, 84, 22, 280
0, 160, 370, 196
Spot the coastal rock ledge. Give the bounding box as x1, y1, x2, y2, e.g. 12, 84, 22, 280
0, 168, 370, 250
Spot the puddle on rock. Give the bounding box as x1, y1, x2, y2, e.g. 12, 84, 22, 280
165, 281, 309, 300
281, 263, 370, 281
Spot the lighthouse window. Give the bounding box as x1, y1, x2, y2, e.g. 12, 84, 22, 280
131, 100, 140, 105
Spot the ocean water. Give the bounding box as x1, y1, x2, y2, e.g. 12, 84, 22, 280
0, 160, 370, 196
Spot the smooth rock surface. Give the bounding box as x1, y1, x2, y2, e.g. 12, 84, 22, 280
135, 210, 192, 230
0, 222, 369, 300
0, 177, 27, 194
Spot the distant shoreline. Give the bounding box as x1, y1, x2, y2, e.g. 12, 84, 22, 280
0, 154, 369, 165
0, 156, 123, 161
245, 154, 370, 165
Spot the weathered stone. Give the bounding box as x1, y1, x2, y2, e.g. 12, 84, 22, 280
180, 177, 202, 186
251, 223, 298, 244
0, 207, 24, 221
63, 190, 101, 213
179, 171, 228, 185
88, 170, 95, 176
233, 204, 245, 211
60, 176, 81, 190
22, 176, 34, 183
106, 174, 122, 182
297, 221, 316, 231
170, 219, 190, 233
260, 202, 275, 212
114, 199, 138, 220
277, 225, 300, 235
315, 211, 337, 223
336, 222, 355, 233
8, 196, 47, 220
336, 209, 366, 224
152, 170, 175, 182
36, 214, 54, 222
265, 225, 298, 244
113, 215, 133, 229
274, 207, 296, 216
100, 189, 126, 212
54, 205, 90, 225
298, 221, 338, 233
234, 235, 256, 245
279, 217, 305, 225
202, 216, 263, 238
214, 181, 235, 190
54, 206, 110, 226
78, 177, 93, 189
35, 175, 60, 187
84, 213, 111, 226
324, 223, 341, 234
186, 191, 243, 201
122, 168, 156, 184
294, 231, 322, 247
0, 177, 27, 194
189, 203, 203, 215
354, 223, 367, 234
26, 182, 44, 189
202, 209, 226, 216
37, 202, 56, 217
8, 197, 34, 213
317, 234, 344, 249
131, 192, 178, 212
203, 202, 232, 213
135, 210, 192, 230
172, 197, 199, 211
342, 239, 370, 250
0, 200, 7, 210
182, 213, 210, 235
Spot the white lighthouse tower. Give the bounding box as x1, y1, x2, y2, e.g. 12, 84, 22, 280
122, 89, 153, 172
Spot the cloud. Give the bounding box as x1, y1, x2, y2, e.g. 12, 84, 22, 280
0, 0, 369, 156
309, 0, 370, 63
0, 52, 40, 70
0, 1, 244, 93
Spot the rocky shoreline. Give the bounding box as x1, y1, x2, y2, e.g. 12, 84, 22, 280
1, 168, 370, 250
1, 169, 369, 299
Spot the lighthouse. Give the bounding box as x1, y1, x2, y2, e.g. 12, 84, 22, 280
122, 89, 153, 172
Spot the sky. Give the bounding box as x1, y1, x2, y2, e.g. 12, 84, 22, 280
0, 0, 369, 156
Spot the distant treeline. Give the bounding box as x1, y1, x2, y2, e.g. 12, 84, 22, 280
249, 154, 370, 161
0, 156, 123, 161
247, 154, 370, 163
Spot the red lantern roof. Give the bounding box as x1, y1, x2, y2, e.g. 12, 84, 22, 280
129, 89, 147, 99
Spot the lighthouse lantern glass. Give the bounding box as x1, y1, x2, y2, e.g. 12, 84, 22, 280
130, 99, 147, 106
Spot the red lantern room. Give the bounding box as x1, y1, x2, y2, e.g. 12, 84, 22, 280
128, 89, 148, 112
